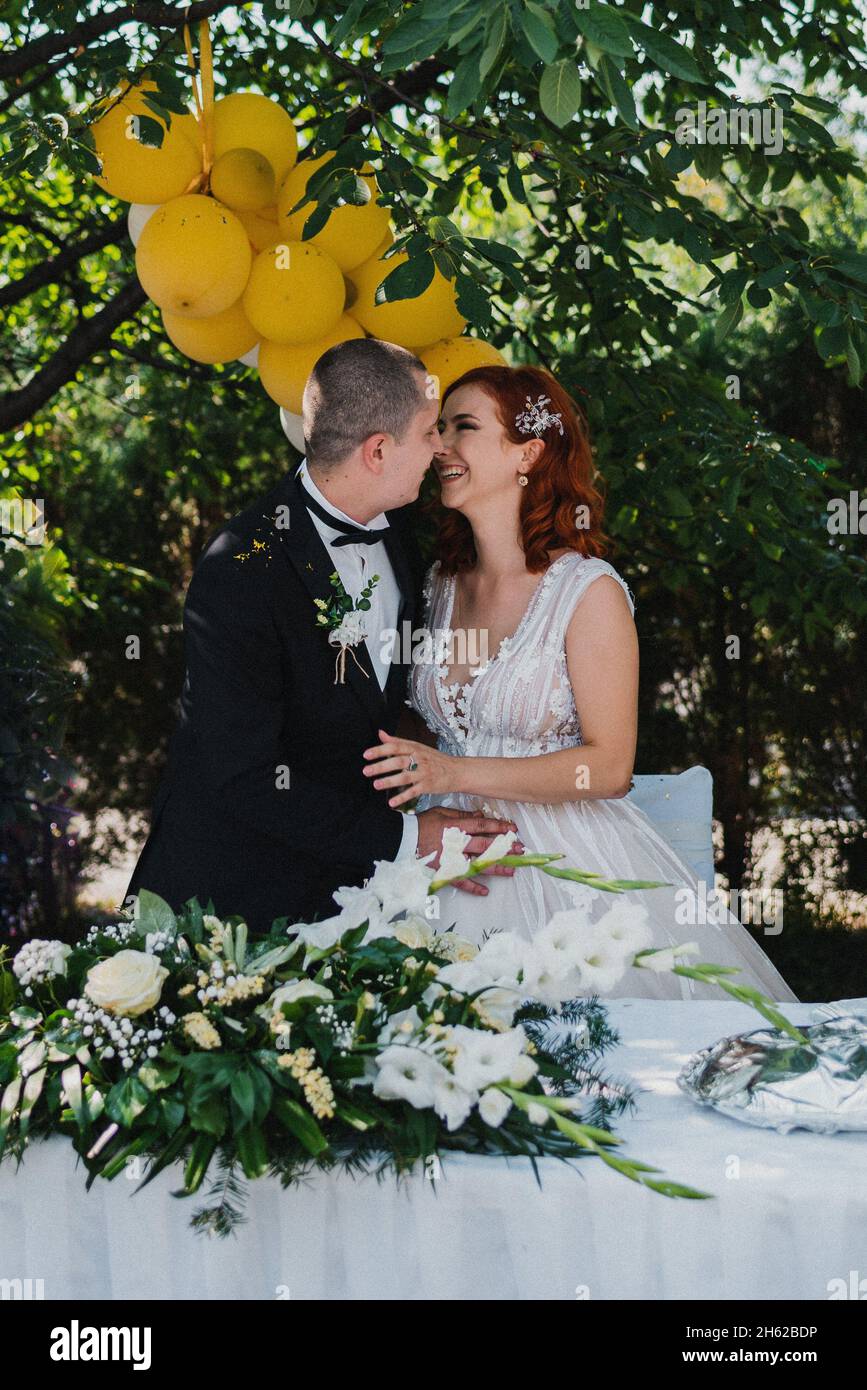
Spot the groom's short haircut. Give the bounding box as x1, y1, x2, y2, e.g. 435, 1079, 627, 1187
303, 338, 428, 469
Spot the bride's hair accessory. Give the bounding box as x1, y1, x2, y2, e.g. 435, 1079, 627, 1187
515, 393, 564, 437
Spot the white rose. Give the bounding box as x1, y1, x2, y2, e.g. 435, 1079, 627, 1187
394, 917, 435, 950
266, 979, 333, 1014
85, 950, 168, 1017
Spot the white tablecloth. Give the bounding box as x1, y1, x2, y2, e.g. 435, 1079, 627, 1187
2, 998, 865, 1301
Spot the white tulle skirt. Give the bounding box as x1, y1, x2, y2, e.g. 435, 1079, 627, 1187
423, 792, 799, 1003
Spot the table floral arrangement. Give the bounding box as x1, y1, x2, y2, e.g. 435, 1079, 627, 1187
0, 832, 803, 1235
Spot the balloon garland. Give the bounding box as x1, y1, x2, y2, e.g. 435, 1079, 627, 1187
90, 19, 505, 417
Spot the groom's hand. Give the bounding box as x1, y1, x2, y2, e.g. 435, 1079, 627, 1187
416, 807, 522, 897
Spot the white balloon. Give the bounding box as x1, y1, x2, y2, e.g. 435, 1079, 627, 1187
279, 408, 306, 452
237, 343, 260, 367
127, 203, 159, 247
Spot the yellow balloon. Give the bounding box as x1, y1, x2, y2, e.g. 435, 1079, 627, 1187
418, 336, 507, 394
242, 241, 345, 344
162, 298, 259, 363
277, 154, 391, 272
136, 194, 252, 318
347, 250, 466, 348
236, 206, 281, 251
210, 147, 276, 212
91, 83, 200, 204
213, 93, 298, 185
258, 314, 365, 411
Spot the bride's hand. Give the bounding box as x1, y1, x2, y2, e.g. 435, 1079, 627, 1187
362, 729, 456, 808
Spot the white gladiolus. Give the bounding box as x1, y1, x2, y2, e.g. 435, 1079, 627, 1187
472, 831, 520, 867
376, 1005, 424, 1047
594, 898, 653, 958
431, 1073, 476, 1131
475, 930, 524, 980
479, 1088, 512, 1128
373, 1045, 450, 1110
509, 1053, 539, 1085
447, 1023, 529, 1092
331, 883, 388, 938
637, 941, 700, 973
366, 855, 436, 923
434, 826, 473, 883
290, 916, 346, 953
569, 923, 627, 994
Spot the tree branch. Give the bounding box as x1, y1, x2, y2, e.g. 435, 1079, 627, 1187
0, 275, 147, 432
0, 0, 239, 81
0, 215, 127, 308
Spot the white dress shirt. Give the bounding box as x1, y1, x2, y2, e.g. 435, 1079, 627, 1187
298, 459, 418, 859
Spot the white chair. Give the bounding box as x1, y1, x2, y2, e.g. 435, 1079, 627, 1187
626, 766, 715, 886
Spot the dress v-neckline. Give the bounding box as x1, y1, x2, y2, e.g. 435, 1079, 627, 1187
435, 553, 573, 730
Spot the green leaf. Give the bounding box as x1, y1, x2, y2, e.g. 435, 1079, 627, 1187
446, 52, 484, 118
845, 334, 861, 386
136, 889, 177, 936
271, 1092, 328, 1156
520, 3, 558, 64
574, 2, 634, 59
61, 1062, 90, 1131
834, 253, 867, 287
539, 59, 583, 127
816, 323, 848, 361
105, 1076, 150, 1128
627, 19, 701, 82
181, 1132, 217, 1194
714, 295, 744, 343
481, 6, 510, 77
455, 272, 492, 328
597, 55, 639, 131
236, 1123, 269, 1179
188, 1090, 228, 1137
378, 254, 436, 303
230, 1069, 256, 1125
301, 201, 333, 240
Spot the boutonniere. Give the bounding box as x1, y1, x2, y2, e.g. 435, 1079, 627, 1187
314, 571, 380, 685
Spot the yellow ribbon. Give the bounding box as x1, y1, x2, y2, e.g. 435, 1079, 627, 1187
182, 18, 216, 190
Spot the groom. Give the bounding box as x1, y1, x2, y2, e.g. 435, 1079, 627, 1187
126, 338, 516, 930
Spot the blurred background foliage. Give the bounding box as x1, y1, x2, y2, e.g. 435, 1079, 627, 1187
0, 0, 865, 998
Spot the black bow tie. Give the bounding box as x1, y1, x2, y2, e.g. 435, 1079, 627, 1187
299, 474, 390, 548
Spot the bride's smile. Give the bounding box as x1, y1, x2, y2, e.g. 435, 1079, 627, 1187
434, 383, 544, 514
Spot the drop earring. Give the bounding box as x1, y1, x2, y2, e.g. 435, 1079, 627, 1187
517, 473, 528, 487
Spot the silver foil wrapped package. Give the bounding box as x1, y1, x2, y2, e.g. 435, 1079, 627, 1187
677, 1015, 867, 1134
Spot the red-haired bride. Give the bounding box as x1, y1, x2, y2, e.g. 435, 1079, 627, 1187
363, 365, 797, 1002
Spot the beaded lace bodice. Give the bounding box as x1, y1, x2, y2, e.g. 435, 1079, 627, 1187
408, 553, 636, 759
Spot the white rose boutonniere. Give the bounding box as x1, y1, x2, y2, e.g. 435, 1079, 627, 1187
315, 571, 380, 684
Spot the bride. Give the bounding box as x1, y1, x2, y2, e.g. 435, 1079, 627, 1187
362, 364, 797, 1003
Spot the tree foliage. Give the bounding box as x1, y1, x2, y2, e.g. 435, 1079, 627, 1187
0, 2, 865, 983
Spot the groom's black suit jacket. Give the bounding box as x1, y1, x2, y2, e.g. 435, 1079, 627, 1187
126, 470, 423, 931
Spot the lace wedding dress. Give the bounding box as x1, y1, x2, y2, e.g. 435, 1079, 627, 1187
409, 553, 798, 1002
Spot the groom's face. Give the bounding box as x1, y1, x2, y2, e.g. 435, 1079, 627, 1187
377, 390, 441, 510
